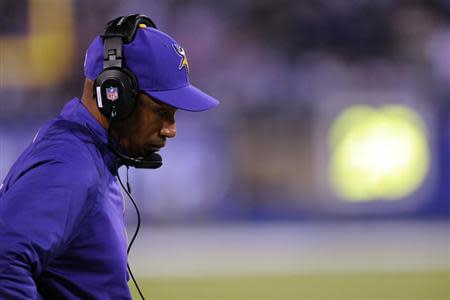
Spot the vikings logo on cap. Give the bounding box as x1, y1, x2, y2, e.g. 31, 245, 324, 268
173, 44, 189, 72
106, 87, 119, 101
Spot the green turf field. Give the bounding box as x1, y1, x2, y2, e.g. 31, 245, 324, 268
130, 270, 449, 300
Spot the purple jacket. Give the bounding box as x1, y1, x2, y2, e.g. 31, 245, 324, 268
0, 98, 131, 299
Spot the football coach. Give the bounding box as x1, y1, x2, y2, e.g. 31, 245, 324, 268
0, 14, 218, 299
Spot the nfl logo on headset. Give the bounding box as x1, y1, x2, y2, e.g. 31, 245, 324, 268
106, 87, 119, 101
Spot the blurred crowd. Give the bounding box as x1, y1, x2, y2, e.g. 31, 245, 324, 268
1, 0, 450, 222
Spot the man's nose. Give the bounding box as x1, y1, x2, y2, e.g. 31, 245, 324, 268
160, 121, 176, 138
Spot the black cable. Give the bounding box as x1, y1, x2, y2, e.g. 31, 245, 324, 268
126, 166, 132, 194
84, 121, 147, 298
117, 165, 146, 300
108, 108, 146, 299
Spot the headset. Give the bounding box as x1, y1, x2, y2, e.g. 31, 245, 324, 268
94, 14, 156, 120
94, 14, 162, 169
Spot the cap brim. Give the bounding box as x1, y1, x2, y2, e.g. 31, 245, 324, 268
145, 84, 219, 112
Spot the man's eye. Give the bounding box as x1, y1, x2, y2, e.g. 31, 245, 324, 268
155, 107, 175, 119
158, 110, 170, 117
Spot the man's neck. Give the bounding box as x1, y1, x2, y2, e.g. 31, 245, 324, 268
80, 79, 110, 129
81, 97, 110, 129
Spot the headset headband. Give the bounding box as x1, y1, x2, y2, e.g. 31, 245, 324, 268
102, 14, 157, 69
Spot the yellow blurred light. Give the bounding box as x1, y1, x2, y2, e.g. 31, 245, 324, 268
0, 0, 74, 87
329, 105, 430, 202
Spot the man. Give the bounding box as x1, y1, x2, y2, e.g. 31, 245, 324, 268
0, 14, 218, 299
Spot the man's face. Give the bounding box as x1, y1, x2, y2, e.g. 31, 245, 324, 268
112, 93, 177, 157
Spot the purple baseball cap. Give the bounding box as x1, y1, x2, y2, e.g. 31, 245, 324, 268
84, 26, 219, 112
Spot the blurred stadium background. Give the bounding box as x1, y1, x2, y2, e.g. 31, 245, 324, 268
0, 0, 449, 299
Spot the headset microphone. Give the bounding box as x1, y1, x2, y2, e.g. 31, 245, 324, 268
108, 140, 163, 169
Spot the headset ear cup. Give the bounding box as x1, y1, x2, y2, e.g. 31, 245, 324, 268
117, 67, 138, 119
94, 68, 137, 119
122, 67, 139, 96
